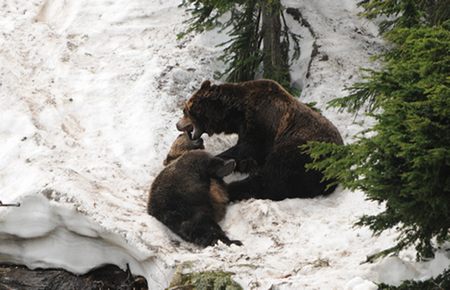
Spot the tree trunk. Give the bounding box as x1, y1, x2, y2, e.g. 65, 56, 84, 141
261, 0, 290, 86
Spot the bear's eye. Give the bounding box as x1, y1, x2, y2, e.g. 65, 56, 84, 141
183, 108, 188, 115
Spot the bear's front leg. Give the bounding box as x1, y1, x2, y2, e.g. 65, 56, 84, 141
216, 142, 261, 174
227, 174, 264, 201
236, 158, 258, 174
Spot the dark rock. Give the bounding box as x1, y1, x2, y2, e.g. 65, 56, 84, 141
319, 54, 329, 61
0, 263, 148, 290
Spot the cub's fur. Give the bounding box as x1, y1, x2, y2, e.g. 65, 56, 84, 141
147, 133, 241, 247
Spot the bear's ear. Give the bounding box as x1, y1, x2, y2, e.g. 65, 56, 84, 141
208, 157, 236, 177
200, 80, 211, 90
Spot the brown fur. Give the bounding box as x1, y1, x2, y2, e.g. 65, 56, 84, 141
209, 179, 229, 222
147, 134, 241, 247
163, 132, 204, 165
177, 79, 343, 201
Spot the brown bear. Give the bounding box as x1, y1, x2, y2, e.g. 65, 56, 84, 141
163, 132, 205, 165
147, 133, 242, 247
176, 79, 344, 201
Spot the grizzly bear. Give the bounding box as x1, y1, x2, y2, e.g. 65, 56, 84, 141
163, 132, 205, 165
147, 133, 242, 247
176, 79, 344, 201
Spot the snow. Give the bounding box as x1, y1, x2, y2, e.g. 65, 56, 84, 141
0, 0, 448, 289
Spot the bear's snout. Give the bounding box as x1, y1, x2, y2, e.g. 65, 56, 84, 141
177, 116, 205, 140
176, 116, 193, 133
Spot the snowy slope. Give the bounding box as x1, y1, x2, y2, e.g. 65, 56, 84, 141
0, 0, 448, 289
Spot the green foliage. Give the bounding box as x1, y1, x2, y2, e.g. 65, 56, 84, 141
358, 0, 450, 33
216, 0, 262, 82
179, 0, 300, 91
177, 0, 235, 38
304, 23, 450, 260
305, 101, 322, 113
168, 270, 243, 290
378, 267, 450, 290
330, 21, 450, 113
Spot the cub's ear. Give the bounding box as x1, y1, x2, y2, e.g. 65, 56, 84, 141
163, 155, 176, 166
200, 80, 211, 90
208, 157, 236, 177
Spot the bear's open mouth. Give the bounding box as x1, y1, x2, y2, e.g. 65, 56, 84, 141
176, 116, 204, 140
191, 126, 204, 140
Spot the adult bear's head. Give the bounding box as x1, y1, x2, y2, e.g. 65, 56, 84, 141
176, 80, 245, 140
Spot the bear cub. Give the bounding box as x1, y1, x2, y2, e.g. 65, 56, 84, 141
147, 133, 242, 247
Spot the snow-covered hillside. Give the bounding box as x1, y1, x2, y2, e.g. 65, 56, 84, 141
0, 0, 448, 289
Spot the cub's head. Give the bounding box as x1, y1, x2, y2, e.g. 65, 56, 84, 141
176, 80, 242, 139
164, 132, 204, 166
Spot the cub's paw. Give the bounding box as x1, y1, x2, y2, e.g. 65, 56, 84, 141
229, 239, 243, 246
221, 237, 243, 247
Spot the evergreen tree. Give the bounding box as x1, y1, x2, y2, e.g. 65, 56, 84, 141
179, 0, 300, 89
304, 6, 450, 259
358, 0, 450, 33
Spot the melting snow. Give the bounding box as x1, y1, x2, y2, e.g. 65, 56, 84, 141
0, 0, 448, 289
